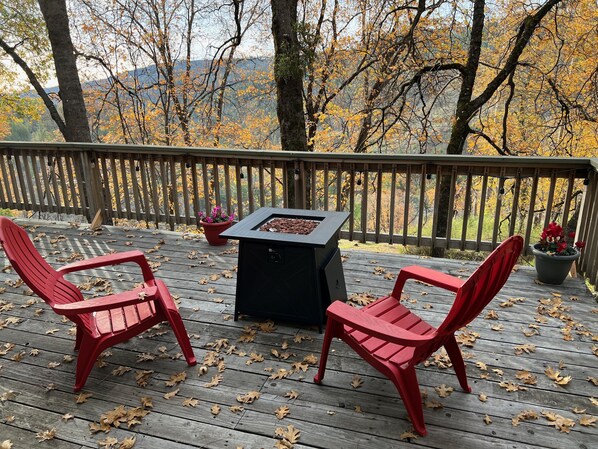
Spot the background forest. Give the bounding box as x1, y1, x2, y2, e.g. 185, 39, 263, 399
1, 0, 596, 159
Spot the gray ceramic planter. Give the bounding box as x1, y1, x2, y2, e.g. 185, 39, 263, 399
531, 244, 580, 284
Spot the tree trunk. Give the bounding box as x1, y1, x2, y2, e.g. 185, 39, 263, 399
37, 0, 91, 143
37, 0, 103, 223
270, 0, 308, 208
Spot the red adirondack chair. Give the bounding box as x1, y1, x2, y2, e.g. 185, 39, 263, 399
0, 218, 196, 391
314, 235, 523, 436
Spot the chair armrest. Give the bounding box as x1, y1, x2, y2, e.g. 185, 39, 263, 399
53, 286, 158, 315
327, 301, 434, 347
391, 265, 464, 298
57, 250, 155, 282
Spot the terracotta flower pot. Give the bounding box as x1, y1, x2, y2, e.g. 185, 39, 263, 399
531, 244, 580, 285
200, 220, 232, 246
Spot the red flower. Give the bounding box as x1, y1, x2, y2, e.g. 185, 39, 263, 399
575, 241, 586, 249
556, 242, 568, 253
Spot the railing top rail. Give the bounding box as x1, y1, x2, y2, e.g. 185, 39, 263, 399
1, 141, 596, 171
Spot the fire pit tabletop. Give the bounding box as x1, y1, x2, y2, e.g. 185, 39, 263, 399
220, 207, 349, 247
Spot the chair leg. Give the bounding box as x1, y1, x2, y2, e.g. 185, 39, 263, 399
391, 365, 427, 436
445, 335, 472, 393
166, 309, 197, 366
74, 326, 83, 350
74, 337, 104, 392
314, 319, 340, 384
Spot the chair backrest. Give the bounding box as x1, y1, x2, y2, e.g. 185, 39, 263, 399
0, 218, 84, 312
437, 235, 523, 336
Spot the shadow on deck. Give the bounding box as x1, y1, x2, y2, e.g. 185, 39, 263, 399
1, 219, 596, 448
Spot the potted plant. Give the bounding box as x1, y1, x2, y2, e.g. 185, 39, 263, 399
531, 222, 585, 284
198, 206, 235, 246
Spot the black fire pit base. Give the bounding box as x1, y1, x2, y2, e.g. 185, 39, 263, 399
220, 208, 350, 332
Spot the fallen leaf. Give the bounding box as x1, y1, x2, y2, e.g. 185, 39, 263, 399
75, 392, 92, 404
35, 428, 56, 441
479, 393, 488, 402
211, 404, 221, 416
62, 413, 74, 421
512, 410, 538, 426
0, 441, 12, 449
275, 405, 290, 419
484, 414, 492, 425
236, 391, 261, 404
119, 436, 136, 449
542, 411, 576, 433
98, 437, 118, 448
351, 375, 363, 389
579, 415, 597, 427
183, 397, 199, 407
399, 429, 419, 440
425, 399, 443, 409
275, 424, 300, 446
204, 374, 223, 388
285, 390, 299, 400
514, 344, 536, 355
164, 389, 179, 400
435, 384, 453, 398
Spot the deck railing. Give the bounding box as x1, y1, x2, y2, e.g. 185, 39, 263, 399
1, 141, 596, 287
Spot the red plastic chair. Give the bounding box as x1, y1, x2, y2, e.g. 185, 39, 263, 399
314, 235, 523, 436
0, 218, 197, 391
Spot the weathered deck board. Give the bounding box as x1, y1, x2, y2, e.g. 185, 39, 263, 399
1, 219, 597, 449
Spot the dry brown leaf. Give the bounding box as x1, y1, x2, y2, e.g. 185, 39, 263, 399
75, 392, 92, 404
270, 368, 291, 380
135, 370, 153, 387
542, 411, 576, 433
579, 415, 597, 426
275, 424, 301, 446
236, 391, 261, 404
98, 437, 118, 448
183, 397, 199, 407
483, 414, 492, 425
484, 310, 499, 320
140, 397, 153, 408
514, 344, 536, 355
1, 440, 13, 449
230, 405, 244, 413
425, 399, 443, 409
512, 410, 538, 426
119, 436, 136, 449
275, 405, 290, 419
399, 429, 419, 440
499, 381, 527, 392
591, 398, 598, 406
351, 375, 363, 389
435, 384, 453, 398
211, 404, 221, 416
112, 366, 132, 377
515, 370, 538, 385
475, 361, 488, 371
163, 389, 179, 400
478, 393, 488, 402
35, 428, 56, 441
204, 374, 223, 388
587, 377, 598, 386
285, 390, 299, 400
62, 413, 74, 421
303, 354, 318, 365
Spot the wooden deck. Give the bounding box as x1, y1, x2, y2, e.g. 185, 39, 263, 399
1, 219, 596, 449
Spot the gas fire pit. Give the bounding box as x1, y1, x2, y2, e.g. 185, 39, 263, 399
220, 207, 350, 331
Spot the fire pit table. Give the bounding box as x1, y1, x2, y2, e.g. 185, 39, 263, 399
220, 207, 350, 331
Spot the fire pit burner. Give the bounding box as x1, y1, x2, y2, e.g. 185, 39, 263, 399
220, 207, 350, 331
259, 217, 320, 235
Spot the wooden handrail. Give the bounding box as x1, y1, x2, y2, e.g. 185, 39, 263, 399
1, 141, 597, 287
